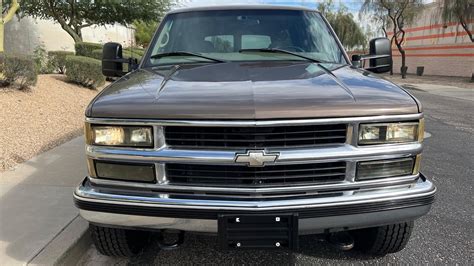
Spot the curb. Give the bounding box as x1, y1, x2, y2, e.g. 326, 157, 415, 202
28, 215, 91, 266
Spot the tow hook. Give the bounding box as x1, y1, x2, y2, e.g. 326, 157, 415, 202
326, 231, 355, 251
157, 229, 185, 250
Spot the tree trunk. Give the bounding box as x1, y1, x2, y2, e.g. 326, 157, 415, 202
389, 36, 395, 75
0, 0, 20, 53
460, 21, 473, 42
55, 15, 83, 43
60, 24, 83, 43
0, 23, 4, 54
400, 49, 407, 79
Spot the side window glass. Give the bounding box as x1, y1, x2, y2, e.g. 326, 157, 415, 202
241, 35, 271, 49
204, 35, 234, 52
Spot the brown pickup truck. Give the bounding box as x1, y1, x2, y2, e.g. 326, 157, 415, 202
74, 5, 436, 257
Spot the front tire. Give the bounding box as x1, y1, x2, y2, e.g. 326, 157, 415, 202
90, 224, 151, 257
352, 221, 414, 255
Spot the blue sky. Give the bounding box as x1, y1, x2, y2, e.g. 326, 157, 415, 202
181, 0, 434, 13
181, 1, 367, 13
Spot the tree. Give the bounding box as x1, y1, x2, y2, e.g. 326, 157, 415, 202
440, 0, 473, 42
361, 0, 422, 79
13, 0, 173, 43
133, 20, 158, 48
318, 0, 367, 51
1, 0, 20, 53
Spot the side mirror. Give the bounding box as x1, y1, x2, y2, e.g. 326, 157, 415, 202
351, 37, 392, 73
351, 54, 362, 68
102, 42, 125, 77
368, 37, 392, 73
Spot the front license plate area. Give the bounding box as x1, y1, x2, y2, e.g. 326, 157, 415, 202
218, 214, 298, 249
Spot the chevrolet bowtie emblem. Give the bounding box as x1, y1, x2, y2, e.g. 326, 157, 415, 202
234, 150, 279, 167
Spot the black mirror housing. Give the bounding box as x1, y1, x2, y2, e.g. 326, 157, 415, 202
102, 42, 125, 77
368, 37, 392, 73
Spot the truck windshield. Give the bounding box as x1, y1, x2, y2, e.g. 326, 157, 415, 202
144, 9, 347, 67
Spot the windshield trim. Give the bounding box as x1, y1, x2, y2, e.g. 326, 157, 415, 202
139, 9, 350, 69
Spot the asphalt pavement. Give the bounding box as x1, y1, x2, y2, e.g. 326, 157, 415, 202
77, 86, 474, 265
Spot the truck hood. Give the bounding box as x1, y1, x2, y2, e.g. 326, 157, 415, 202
88, 62, 419, 119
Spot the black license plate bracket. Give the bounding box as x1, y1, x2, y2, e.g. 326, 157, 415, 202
218, 213, 299, 250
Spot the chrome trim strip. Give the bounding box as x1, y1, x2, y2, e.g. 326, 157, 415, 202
85, 113, 423, 127
80, 205, 432, 233
75, 179, 435, 211
88, 174, 419, 193
86, 143, 422, 164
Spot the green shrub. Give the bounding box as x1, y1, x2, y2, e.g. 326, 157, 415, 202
125, 47, 145, 56
90, 48, 143, 61
123, 49, 143, 61
48, 51, 75, 74
90, 48, 141, 73
0, 52, 4, 73
1, 55, 38, 90
65, 55, 105, 89
90, 49, 103, 60
33, 44, 54, 74
75, 42, 103, 57
0, 53, 6, 87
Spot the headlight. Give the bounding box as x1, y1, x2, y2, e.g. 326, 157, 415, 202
357, 157, 415, 180
359, 121, 421, 145
87, 125, 153, 147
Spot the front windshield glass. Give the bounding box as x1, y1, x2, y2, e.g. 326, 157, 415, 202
144, 9, 347, 66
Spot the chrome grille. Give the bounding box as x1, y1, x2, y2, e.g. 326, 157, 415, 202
164, 124, 347, 148
166, 162, 346, 187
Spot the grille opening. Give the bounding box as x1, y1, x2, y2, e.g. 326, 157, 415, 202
164, 124, 347, 149
166, 162, 346, 188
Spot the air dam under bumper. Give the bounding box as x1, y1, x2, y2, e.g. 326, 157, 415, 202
74, 177, 436, 234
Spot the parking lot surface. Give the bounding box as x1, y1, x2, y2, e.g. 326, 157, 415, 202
77, 87, 474, 265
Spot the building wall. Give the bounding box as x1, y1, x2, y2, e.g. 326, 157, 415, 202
5, 17, 134, 55
388, 2, 473, 77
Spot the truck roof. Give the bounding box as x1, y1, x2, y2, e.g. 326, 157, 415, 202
167, 5, 318, 15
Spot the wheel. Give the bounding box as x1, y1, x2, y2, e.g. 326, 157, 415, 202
351, 221, 414, 255
90, 224, 151, 257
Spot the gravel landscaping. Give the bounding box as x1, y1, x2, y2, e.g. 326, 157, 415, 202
0, 74, 107, 171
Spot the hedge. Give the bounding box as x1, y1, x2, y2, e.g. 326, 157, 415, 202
1, 54, 38, 90
90, 48, 143, 61
90, 48, 142, 73
128, 47, 145, 56
75, 42, 103, 57
90, 49, 103, 61
65, 55, 105, 89
48, 51, 75, 74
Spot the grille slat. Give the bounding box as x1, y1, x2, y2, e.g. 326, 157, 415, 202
166, 173, 345, 180
166, 162, 346, 187
166, 136, 346, 142
165, 124, 347, 149
165, 128, 346, 136
166, 165, 346, 174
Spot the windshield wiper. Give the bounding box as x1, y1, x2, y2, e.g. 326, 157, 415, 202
239, 48, 323, 63
150, 51, 226, 63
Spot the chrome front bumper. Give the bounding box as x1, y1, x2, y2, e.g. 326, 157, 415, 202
75, 176, 436, 234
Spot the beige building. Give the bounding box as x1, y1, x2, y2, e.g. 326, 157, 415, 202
5, 17, 134, 54
388, 2, 473, 77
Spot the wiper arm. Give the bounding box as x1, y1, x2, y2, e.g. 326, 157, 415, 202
150, 51, 226, 63
239, 48, 323, 63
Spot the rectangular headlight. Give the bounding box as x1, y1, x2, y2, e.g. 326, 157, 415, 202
359, 122, 419, 145
357, 158, 415, 180
95, 161, 156, 183
88, 125, 153, 147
